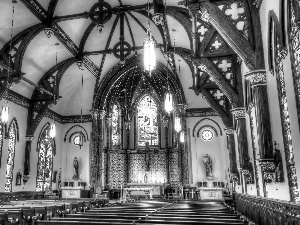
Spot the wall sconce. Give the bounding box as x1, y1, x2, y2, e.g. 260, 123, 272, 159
23, 174, 31, 185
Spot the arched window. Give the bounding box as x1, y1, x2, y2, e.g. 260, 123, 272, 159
137, 95, 158, 146
111, 104, 121, 146
36, 123, 53, 192
5, 118, 18, 192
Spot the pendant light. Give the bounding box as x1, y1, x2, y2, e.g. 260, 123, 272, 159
49, 121, 56, 138
144, 0, 156, 72
1, 102, 9, 123
180, 131, 185, 143
1, 1, 16, 123
50, 43, 59, 138
174, 116, 181, 133
164, 54, 173, 113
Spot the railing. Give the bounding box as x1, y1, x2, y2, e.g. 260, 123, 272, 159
0, 191, 45, 202
235, 193, 300, 225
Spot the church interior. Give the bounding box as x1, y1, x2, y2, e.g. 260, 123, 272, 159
0, 0, 299, 224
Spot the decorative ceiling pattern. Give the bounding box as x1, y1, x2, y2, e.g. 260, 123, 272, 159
0, 0, 261, 128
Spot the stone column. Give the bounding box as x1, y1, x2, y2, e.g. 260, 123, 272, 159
225, 128, 239, 184
90, 109, 106, 190
245, 70, 273, 159
125, 121, 131, 183
231, 107, 253, 193
24, 135, 34, 175
162, 114, 170, 183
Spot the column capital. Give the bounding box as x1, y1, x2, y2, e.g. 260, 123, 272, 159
26, 135, 34, 142
245, 69, 266, 86
230, 107, 246, 120
90, 109, 106, 120
177, 104, 188, 116
224, 128, 235, 135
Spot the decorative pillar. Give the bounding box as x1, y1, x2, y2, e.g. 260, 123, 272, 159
247, 104, 261, 196
125, 121, 131, 149
24, 135, 34, 175
245, 70, 273, 159
245, 70, 275, 197
90, 109, 105, 190
162, 114, 170, 183
231, 107, 253, 193
125, 121, 131, 183
225, 128, 239, 185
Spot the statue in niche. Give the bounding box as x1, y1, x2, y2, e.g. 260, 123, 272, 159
73, 157, 79, 180
203, 154, 213, 178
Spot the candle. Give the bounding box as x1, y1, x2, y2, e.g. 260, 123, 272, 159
80, 175, 82, 180
68, 179, 69, 186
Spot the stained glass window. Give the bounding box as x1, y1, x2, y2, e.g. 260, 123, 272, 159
73, 135, 82, 146
111, 104, 120, 146
36, 123, 53, 192
137, 95, 158, 146
4, 119, 17, 192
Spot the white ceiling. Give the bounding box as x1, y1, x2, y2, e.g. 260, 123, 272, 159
1, 0, 209, 116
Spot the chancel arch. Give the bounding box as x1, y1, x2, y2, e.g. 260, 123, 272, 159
2, 1, 300, 223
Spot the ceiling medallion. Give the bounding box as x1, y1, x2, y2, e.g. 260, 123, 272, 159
89, 1, 112, 25
153, 13, 164, 26
113, 41, 132, 59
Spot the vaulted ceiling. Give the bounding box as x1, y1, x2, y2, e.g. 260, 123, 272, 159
0, 0, 261, 132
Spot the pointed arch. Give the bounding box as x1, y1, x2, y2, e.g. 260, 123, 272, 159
36, 123, 54, 192
4, 117, 19, 192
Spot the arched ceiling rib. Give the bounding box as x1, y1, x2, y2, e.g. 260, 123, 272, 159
0, 0, 261, 129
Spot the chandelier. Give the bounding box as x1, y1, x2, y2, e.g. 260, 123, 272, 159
144, 0, 156, 72
49, 121, 56, 138
174, 116, 181, 133
1, 102, 9, 123
1, 1, 16, 124
49, 43, 60, 138
164, 93, 173, 113
180, 131, 185, 143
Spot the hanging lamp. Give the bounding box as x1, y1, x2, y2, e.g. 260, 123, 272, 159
1, 1, 16, 123
50, 43, 59, 138
180, 131, 185, 143
49, 121, 56, 138
174, 116, 181, 133
144, 0, 156, 72
1, 102, 9, 123
164, 54, 173, 113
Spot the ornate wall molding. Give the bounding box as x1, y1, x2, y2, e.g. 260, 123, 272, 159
186, 108, 218, 117
231, 107, 246, 120
245, 69, 267, 86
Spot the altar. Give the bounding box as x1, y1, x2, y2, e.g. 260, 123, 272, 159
124, 183, 165, 198
197, 187, 224, 200
61, 186, 89, 198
